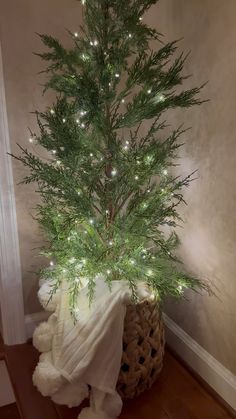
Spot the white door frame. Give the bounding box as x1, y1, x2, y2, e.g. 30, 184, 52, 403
0, 42, 26, 344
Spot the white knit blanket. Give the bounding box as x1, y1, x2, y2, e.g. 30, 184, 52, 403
33, 277, 152, 419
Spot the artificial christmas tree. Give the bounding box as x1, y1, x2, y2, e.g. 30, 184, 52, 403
12, 0, 209, 415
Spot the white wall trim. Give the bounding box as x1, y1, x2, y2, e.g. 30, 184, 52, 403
163, 313, 236, 412
0, 42, 26, 344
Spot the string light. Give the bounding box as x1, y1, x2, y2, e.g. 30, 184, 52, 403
123, 145, 129, 151
56, 160, 61, 166
147, 89, 152, 94
77, 191, 81, 196
115, 73, 120, 78
178, 285, 183, 292
63, 268, 67, 273
128, 33, 132, 38
139, 17, 143, 21
74, 32, 78, 38
147, 189, 151, 193
50, 109, 55, 114
134, 175, 139, 180
76, 119, 80, 124
80, 110, 87, 116
81, 0, 86, 4
107, 269, 111, 275
81, 123, 85, 128
52, 150, 57, 155
111, 168, 117, 176
121, 99, 125, 103
147, 269, 153, 276
90, 41, 94, 46
136, 160, 141, 165
89, 218, 94, 225
29, 137, 33, 143
90, 153, 93, 157
50, 261, 54, 266
163, 169, 168, 175
108, 240, 113, 246
105, 210, 109, 215
130, 259, 136, 265
93, 40, 98, 46
62, 118, 66, 123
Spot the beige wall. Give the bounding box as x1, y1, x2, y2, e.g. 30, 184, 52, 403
0, 0, 83, 314
0, 0, 235, 374
148, 0, 236, 374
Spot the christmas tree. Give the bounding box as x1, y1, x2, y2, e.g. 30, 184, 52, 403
13, 0, 208, 313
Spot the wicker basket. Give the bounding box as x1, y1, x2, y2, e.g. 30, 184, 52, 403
117, 299, 165, 400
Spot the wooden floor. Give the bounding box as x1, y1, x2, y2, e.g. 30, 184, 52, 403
0, 346, 234, 419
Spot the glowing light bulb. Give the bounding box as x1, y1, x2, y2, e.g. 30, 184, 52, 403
115, 73, 120, 78
56, 160, 61, 165
125, 141, 129, 145
137, 160, 141, 165
75, 278, 80, 283
50, 261, 54, 266
139, 17, 143, 21
63, 268, 67, 273
50, 109, 55, 114
52, 150, 57, 155
105, 210, 109, 215
121, 99, 125, 103
74, 32, 78, 37
163, 169, 168, 175
68, 237, 71, 241
90, 41, 94, 46
90, 153, 93, 157
128, 33, 132, 38
62, 118, 66, 123
123, 145, 129, 151
108, 241, 113, 246
29, 137, 33, 143
81, 123, 85, 128
134, 175, 139, 180
107, 269, 111, 275
81, 0, 86, 4
77, 191, 81, 196
93, 40, 98, 46
178, 285, 183, 292
147, 189, 151, 193
89, 218, 94, 225
76, 119, 80, 124
111, 169, 117, 176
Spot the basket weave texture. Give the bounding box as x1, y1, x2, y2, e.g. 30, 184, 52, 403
117, 299, 165, 400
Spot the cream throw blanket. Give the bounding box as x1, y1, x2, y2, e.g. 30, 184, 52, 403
33, 277, 152, 418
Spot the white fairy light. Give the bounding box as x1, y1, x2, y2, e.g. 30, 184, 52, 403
178, 285, 183, 292
52, 150, 57, 155
107, 269, 111, 275
77, 191, 81, 196
158, 94, 165, 102
134, 175, 139, 180
128, 33, 132, 38
63, 268, 67, 273
80, 110, 87, 116
29, 137, 34, 143
50, 109, 55, 114
81, 0, 86, 4
109, 82, 111, 87
130, 259, 136, 265
143, 203, 148, 209
121, 99, 125, 103
147, 89, 152, 94
123, 145, 129, 151
62, 118, 66, 123
136, 160, 141, 165
105, 210, 109, 215
67, 236, 71, 241
56, 160, 61, 166
147, 189, 151, 193
76, 119, 80, 124
108, 240, 113, 246
60, 146, 65, 151
115, 73, 120, 78
139, 17, 143, 21
111, 168, 117, 176
147, 269, 153, 276
90, 41, 94, 46
163, 169, 168, 175
89, 218, 94, 225
50, 261, 54, 266
90, 153, 93, 157
93, 40, 98, 46
81, 123, 85, 128
125, 140, 129, 145
74, 32, 78, 38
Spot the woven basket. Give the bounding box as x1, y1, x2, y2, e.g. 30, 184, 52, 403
117, 299, 165, 400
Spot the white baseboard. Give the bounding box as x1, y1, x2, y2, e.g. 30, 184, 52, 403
163, 313, 236, 412
0, 360, 15, 407
24, 311, 236, 412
